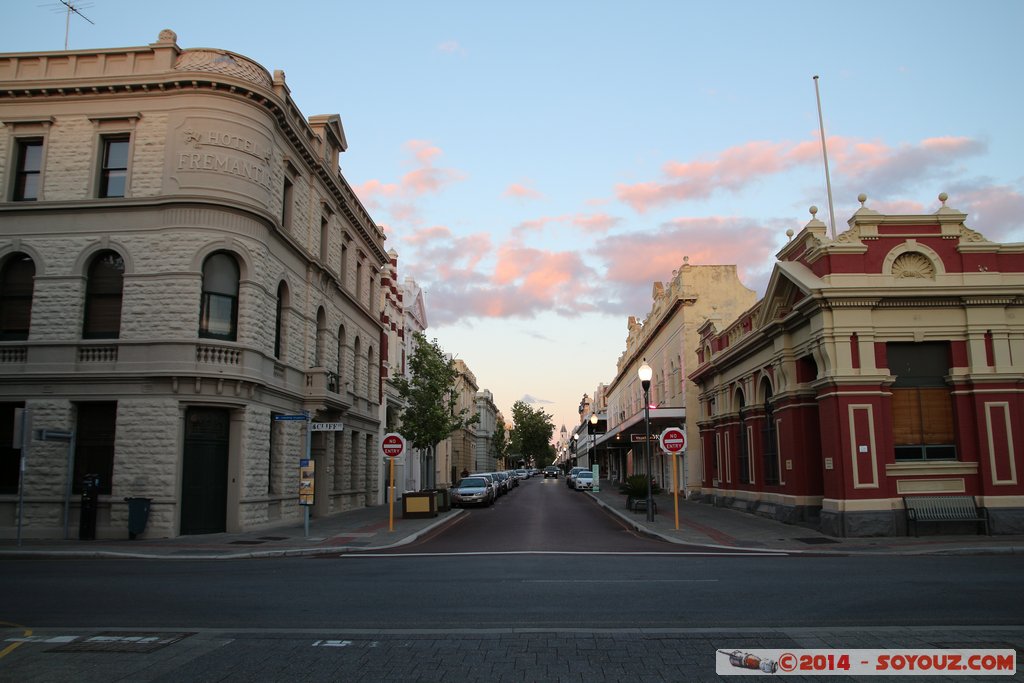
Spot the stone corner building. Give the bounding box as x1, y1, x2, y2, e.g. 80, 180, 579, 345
0, 30, 389, 538
690, 198, 1024, 536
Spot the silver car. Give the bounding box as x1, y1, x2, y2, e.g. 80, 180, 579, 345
451, 476, 493, 507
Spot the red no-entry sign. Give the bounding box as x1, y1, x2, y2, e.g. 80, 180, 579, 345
659, 427, 686, 453
381, 433, 406, 458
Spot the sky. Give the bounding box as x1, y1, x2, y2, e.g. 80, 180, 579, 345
4, 1, 1023, 435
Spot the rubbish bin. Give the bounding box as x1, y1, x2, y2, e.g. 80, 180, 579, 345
78, 473, 100, 540
124, 497, 152, 540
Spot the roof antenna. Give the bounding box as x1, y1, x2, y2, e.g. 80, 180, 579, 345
52, 0, 95, 50
813, 75, 837, 240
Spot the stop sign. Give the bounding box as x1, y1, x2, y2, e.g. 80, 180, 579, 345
381, 432, 406, 458
659, 427, 686, 453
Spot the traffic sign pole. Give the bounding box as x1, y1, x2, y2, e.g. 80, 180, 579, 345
380, 433, 406, 532
659, 427, 687, 530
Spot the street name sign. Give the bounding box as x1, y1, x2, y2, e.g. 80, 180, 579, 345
311, 422, 344, 432
273, 414, 308, 421
630, 434, 659, 442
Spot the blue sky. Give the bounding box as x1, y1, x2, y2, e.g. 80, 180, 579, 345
4, 1, 1023, 434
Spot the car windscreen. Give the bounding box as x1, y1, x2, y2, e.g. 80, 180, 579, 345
457, 478, 486, 488
577, 472, 593, 478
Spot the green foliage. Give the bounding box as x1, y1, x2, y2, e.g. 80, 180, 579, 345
619, 474, 661, 499
492, 417, 508, 465
392, 332, 478, 452
509, 400, 555, 464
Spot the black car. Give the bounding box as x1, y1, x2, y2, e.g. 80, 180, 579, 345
543, 466, 559, 478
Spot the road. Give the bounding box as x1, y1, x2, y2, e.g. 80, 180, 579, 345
2, 475, 1022, 681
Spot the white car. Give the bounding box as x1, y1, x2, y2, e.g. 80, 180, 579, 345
574, 470, 595, 491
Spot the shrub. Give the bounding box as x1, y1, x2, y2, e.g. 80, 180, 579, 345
619, 474, 660, 499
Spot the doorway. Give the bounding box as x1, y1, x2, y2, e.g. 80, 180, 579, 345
180, 407, 229, 535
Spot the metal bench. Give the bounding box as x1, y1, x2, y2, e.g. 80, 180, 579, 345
631, 498, 657, 514
903, 495, 990, 537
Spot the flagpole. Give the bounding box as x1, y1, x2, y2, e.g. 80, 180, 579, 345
813, 75, 837, 240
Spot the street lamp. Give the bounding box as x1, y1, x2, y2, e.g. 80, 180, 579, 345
590, 412, 598, 469
638, 359, 654, 522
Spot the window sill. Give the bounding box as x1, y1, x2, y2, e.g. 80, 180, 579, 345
885, 461, 978, 477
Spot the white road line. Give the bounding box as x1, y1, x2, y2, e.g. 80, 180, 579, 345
344, 551, 789, 558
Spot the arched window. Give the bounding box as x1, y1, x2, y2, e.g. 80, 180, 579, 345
274, 281, 288, 360
353, 337, 362, 396
737, 389, 750, 484
199, 252, 239, 341
314, 307, 327, 367
83, 250, 124, 339
367, 345, 375, 403
336, 325, 346, 384
0, 253, 35, 341
761, 380, 779, 485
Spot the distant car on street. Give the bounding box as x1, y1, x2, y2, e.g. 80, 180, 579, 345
574, 470, 595, 491
543, 466, 559, 478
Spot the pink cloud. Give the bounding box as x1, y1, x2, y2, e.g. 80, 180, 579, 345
618, 140, 819, 212
570, 213, 620, 234
594, 216, 781, 311
616, 135, 986, 213
951, 183, 1024, 242
504, 182, 544, 200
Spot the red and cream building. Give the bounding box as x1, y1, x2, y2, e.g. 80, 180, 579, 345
691, 195, 1024, 536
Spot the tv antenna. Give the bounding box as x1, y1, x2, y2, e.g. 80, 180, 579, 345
42, 1, 95, 50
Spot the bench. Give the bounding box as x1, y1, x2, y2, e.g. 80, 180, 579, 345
630, 498, 657, 515
903, 495, 990, 537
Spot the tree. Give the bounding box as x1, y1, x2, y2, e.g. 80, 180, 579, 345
509, 400, 555, 467
492, 416, 509, 468
392, 333, 478, 488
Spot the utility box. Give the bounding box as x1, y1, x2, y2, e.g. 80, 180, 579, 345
125, 497, 152, 539
78, 473, 100, 540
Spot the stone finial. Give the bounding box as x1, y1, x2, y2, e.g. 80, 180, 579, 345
810, 205, 818, 217
157, 29, 177, 44
683, 255, 690, 265
938, 192, 948, 206
858, 193, 868, 207
786, 228, 794, 241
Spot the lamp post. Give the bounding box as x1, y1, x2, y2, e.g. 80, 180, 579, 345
590, 412, 598, 469
638, 360, 654, 522
571, 433, 578, 474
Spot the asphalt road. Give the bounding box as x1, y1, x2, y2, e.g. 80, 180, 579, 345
2, 476, 1022, 681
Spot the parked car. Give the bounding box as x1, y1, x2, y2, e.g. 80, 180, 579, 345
451, 477, 493, 507
574, 470, 595, 491
543, 466, 559, 478
471, 473, 501, 498
514, 469, 529, 481
567, 466, 588, 487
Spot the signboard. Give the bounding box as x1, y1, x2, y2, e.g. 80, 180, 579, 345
381, 433, 406, 458
274, 414, 308, 422
659, 427, 687, 453
298, 459, 315, 505
630, 434, 659, 442
310, 422, 344, 432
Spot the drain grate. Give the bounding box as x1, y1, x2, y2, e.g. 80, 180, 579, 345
229, 540, 266, 545
794, 537, 840, 544
258, 536, 289, 541
49, 632, 194, 653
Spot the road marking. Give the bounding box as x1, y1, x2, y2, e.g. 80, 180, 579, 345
344, 551, 789, 558
0, 621, 32, 659
525, 579, 719, 583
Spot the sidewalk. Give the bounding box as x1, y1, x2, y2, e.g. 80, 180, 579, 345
2, 480, 1023, 559
587, 483, 1024, 555
0, 502, 462, 560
